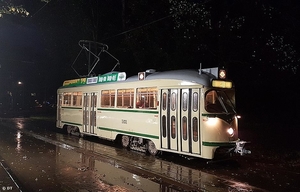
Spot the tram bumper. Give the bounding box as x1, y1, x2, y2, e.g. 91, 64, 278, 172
233, 140, 251, 155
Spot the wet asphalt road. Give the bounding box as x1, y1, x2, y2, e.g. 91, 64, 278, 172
0, 117, 299, 192
0, 117, 199, 191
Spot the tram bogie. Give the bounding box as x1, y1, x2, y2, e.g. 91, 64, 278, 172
56, 68, 250, 160
129, 137, 147, 153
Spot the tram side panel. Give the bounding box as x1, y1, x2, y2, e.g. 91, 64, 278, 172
96, 109, 160, 146
60, 107, 83, 128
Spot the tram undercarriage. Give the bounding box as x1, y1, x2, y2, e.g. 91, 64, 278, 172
66, 125, 80, 136
121, 135, 158, 155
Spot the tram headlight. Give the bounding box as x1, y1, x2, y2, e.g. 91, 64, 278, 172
227, 127, 234, 137
204, 117, 218, 126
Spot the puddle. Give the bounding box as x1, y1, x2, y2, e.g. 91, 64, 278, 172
57, 146, 176, 192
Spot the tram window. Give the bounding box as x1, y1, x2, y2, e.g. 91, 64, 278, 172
117, 89, 134, 108
162, 115, 166, 137
205, 90, 226, 113
224, 90, 236, 107
72, 92, 82, 106
101, 90, 115, 107
162, 93, 167, 110
206, 90, 217, 105
171, 116, 176, 139
205, 89, 235, 113
91, 111, 96, 127
182, 116, 187, 140
220, 90, 236, 113
136, 87, 157, 109
63, 92, 72, 106
193, 92, 198, 112
91, 93, 97, 108
182, 92, 188, 111
192, 117, 198, 142
83, 94, 89, 108
171, 92, 176, 111
90, 94, 96, 127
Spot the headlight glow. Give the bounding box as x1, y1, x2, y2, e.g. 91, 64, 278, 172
204, 117, 218, 126
227, 127, 234, 137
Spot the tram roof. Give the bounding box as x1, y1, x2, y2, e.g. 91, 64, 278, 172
126, 69, 215, 86
60, 69, 218, 88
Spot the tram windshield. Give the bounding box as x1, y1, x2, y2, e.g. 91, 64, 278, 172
205, 89, 236, 113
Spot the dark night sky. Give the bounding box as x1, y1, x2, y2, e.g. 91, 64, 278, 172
0, 1, 85, 103
0, 0, 299, 134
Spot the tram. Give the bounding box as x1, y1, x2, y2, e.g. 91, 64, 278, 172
56, 66, 250, 159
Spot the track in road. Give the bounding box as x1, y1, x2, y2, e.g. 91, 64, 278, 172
0, 118, 264, 192
26, 125, 262, 191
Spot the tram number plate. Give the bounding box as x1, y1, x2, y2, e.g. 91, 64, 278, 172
122, 119, 127, 124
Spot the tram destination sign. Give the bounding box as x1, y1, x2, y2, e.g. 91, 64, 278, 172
63, 72, 126, 87
97, 72, 126, 84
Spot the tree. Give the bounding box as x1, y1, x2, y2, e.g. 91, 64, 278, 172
169, 0, 299, 74
0, 0, 52, 18
0, 1, 29, 18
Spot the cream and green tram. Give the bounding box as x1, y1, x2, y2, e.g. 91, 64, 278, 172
56, 68, 250, 160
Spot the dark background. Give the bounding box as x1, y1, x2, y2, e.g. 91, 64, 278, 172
0, 0, 299, 146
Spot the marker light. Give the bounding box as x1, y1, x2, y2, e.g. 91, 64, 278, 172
138, 72, 145, 80
227, 127, 234, 137
219, 69, 226, 79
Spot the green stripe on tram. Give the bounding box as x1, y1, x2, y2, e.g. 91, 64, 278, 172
61, 107, 83, 109
98, 108, 159, 114
98, 127, 159, 139
202, 141, 236, 147
60, 107, 158, 114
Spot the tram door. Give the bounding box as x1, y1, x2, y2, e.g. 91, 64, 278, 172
83, 92, 97, 134
160, 89, 201, 154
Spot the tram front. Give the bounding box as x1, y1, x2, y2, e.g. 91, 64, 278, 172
201, 73, 251, 159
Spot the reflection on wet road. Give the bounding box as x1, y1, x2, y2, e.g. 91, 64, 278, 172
0, 121, 59, 191
0, 118, 263, 192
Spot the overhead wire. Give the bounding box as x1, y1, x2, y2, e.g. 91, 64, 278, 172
30, 0, 51, 18
101, 14, 173, 41
101, 0, 214, 41
16, 0, 52, 29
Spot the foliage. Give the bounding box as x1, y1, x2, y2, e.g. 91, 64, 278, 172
0, 0, 51, 18
168, 0, 299, 74
4, 0, 298, 75
0, 0, 29, 17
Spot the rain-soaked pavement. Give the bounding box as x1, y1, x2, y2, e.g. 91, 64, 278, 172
0, 117, 299, 192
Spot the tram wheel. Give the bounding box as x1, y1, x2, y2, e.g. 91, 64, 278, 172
147, 140, 158, 156
66, 125, 72, 134
80, 133, 85, 138
121, 135, 130, 148
70, 127, 80, 137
